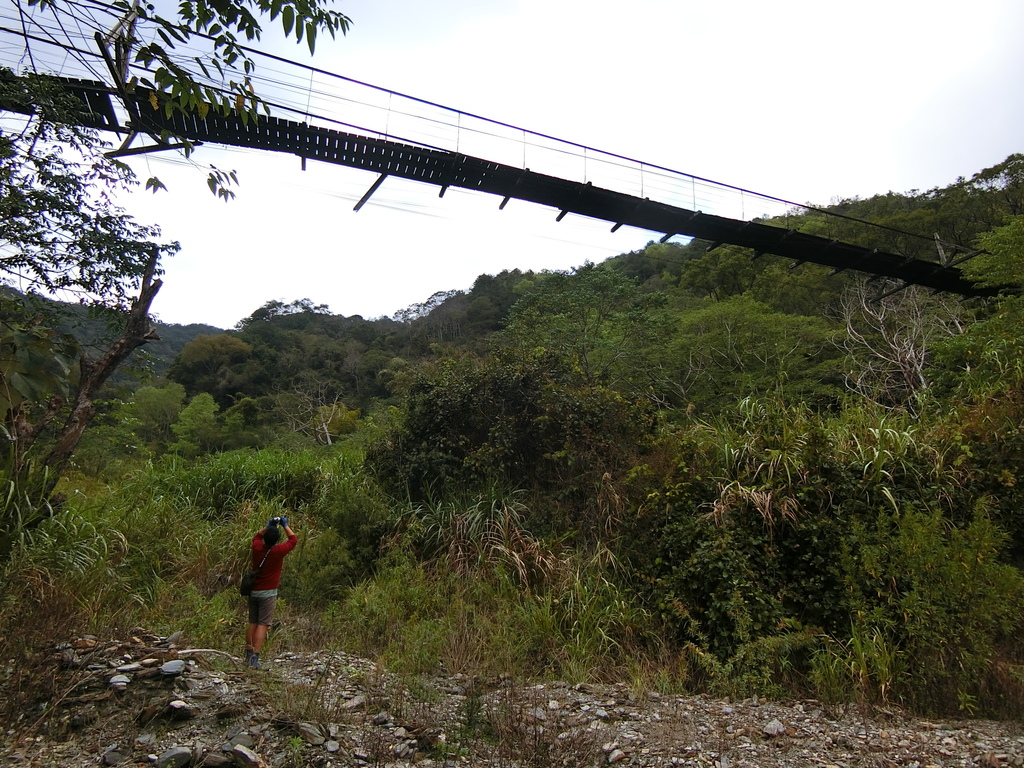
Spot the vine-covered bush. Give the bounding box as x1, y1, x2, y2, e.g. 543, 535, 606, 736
628, 399, 1024, 714
366, 351, 655, 538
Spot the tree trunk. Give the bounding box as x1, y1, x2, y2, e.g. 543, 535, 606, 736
41, 251, 163, 494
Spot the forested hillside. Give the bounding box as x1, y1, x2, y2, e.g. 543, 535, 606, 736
5, 153, 1024, 725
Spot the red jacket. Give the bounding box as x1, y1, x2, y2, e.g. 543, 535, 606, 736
250, 531, 298, 591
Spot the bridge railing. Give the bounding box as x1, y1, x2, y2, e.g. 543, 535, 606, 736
0, 8, 937, 260
265, 60, 924, 254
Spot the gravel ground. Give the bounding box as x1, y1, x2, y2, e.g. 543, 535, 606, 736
3, 633, 1023, 768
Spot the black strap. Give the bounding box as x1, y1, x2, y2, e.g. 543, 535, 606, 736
253, 545, 272, 572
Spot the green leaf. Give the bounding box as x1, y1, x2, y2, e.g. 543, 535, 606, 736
306, 22, 316, 54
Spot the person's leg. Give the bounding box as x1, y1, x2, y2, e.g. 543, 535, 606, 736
251, 623, 269, 653
246, 596, 276, 668
245, 598, 262, 666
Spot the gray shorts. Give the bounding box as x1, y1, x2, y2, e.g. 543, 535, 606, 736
248, 595, 277, 626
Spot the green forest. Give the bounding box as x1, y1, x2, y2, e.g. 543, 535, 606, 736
6, 147, 1024, 720
4, 14, 1024, 722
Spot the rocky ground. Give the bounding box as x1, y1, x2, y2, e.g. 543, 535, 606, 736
2, 631, 1023, 768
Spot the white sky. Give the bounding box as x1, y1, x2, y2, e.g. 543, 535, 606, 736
114, 0, 1024, 329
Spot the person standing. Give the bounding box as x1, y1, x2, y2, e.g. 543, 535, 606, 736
245, 517, 298, 669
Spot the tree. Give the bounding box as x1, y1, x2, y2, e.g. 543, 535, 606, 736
131, 382, 188, 453
236, 299, 332, 329
0, 83, 177, 492
276, 372, 357, 445
929, 215, 1024, 400
1, 0, 352, 544
499, 262, 665, 396
168, 333, 254, 400
170, 392, 221, 457
664, 294, 842, 414
839, 280, 966, 410
18, 0, 351, 196
963, 214, 1024, 291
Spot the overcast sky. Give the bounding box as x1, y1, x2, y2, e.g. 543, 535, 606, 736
114, 0, 1024, 329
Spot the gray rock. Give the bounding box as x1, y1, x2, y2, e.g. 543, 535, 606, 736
135, 733, 157, 746
607, 749, 627, 764
102, 750, 126, 765
160, 660, 186, 676
230, 744, 264, 768
342, 694, 366, 710
226, 733, 255, 749
763, 718, 786, 737
325, 740, 340, 753
297, 722, 325, 745
393, 741, 415, 759
167, 700, 198, 720
109, 674, 130, 690
155, 746, 192, 768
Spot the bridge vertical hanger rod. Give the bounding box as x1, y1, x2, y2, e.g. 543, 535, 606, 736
354, 173, 388, 211
100, 0, 140, 83
935, 233, 949, 266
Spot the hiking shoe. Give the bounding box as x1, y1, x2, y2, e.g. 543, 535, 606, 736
245, 652, 261, 669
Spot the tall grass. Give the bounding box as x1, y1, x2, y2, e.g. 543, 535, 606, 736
122, 448, 333, 515
0, 446, 387, 663
320, 496, 665, 683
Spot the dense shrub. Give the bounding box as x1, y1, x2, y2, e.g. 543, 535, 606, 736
626, 399, 1024, 712
366, 351, 655, 538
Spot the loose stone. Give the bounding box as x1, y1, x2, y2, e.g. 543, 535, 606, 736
155, 746, 192, 768
160, 660, 186, 676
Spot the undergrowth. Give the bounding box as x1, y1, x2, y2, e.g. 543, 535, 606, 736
2, 420, 1024, 723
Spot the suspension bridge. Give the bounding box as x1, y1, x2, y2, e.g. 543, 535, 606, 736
0, 1, 996, 299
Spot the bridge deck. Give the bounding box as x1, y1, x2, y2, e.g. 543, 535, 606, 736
3, 76, 995, 298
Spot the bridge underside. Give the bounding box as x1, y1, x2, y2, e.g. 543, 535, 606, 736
2, 76, 997, 299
